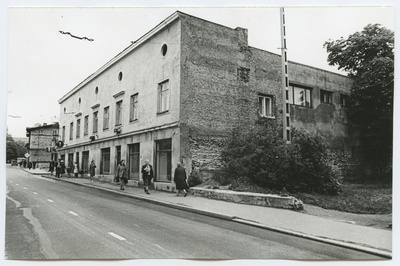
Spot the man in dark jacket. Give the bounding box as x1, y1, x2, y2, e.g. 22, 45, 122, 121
141, 159, 153, 194
174, 162, 188, 197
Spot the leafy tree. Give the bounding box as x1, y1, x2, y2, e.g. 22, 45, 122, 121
6, 133, 18, 162
6, 133, 27, 162
324, 24, 394, 180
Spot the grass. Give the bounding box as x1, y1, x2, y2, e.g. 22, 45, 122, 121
291, 182, 392, 214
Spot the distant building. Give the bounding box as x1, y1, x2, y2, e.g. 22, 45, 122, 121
57, 11, 355, 191
26, 123, 59, 169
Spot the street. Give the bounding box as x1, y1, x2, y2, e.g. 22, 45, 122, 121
5, 165, 383, 260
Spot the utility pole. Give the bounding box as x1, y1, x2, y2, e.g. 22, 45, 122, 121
280, 7, 291, 143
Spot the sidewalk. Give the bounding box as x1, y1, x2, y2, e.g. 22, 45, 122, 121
21, 167, 392, 258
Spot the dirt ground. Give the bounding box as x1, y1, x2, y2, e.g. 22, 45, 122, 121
301, 203, 392, 230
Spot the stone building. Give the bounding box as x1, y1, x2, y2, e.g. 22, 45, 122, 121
57, 11, 354, 191
26, 123, 59, 169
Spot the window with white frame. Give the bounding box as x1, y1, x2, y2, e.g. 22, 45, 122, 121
76, 119, 81, 138
69, 122, 74, 140
289, 84, 312, 107
103, 106, 110, 130
93, 111, 98, 133
115, 100, 123, 126
158, 80, 170, 113
130, 93, 139, 121
258, 95, 274, 118
84, 115, 89, 136
62, 126, 65, 142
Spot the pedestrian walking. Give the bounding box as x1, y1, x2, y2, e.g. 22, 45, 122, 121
174, 162, 188, 197
116, 160, 127, 190
141, 159, 153, 194
89, 159, 96, 182
60, 160, 66, 175
73, 162, 79, 178
55, 159, 61, 178
49, 160, 55, 176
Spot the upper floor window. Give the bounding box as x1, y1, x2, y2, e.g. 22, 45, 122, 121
340, 94, 348, 107
158, 80, 170, 113
103, 106, 110, 130
76, 119, 81, 138
258, 95, 274, 118
84, 115, 89, 136
130, 93, 139, 121
93, 111, 98, 134
320, 89, 333, 104
62, 126, 65, 142
115, 100, 123, 126
69, 122, 74, 140
289, 84, 312, 108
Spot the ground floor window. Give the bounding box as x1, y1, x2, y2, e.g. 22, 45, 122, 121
68, 153, 74, 173
128, 143, 140, 180
101, 148, 111, 174
156, 139, 172, 182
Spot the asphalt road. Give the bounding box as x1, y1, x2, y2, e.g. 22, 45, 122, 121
5, 166, 383, 260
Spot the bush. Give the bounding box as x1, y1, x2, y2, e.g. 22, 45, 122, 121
187, 166, 202, 187
220, 121, 342, 195
287, 129, 342, 195
220, 119, 289, 190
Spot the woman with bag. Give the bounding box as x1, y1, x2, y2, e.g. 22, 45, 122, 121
89, 159, 96, 182
174, 162, 188, 197
116, 160, 127, 191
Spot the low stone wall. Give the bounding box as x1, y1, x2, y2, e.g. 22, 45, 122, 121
190, 187, 303, 210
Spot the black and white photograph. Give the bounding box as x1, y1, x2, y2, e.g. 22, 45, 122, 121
2, 0, 397, 264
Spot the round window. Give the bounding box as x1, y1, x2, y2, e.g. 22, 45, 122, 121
161, 44, 168, 57
118, 72, 123, 81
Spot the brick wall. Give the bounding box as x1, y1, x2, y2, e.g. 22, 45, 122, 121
178, 13, 354, 178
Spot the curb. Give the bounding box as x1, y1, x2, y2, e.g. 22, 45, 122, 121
40, 174, 391, 259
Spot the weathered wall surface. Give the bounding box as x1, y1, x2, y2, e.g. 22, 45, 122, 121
27, 124, 59, 167
288, 62, 356, 150
179, 14, 284, 176
178, 13, 355, 178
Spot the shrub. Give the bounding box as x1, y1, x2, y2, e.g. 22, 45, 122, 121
220, 119, 289, 190
220, 121, 343, 195
287, 129, 342, 195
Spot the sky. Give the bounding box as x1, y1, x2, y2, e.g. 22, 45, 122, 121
3, 2, 395, 139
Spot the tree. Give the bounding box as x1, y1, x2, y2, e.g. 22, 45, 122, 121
324, 24, 394, 181
6, 133, 27, 162
6, 133, 18, 162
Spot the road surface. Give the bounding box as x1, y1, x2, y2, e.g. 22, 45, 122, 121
5, 165, 383, 260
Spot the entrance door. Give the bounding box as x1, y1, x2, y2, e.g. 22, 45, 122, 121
128, 143, 140, 180
82, 151, 89, 174
76, 152, 80, 172
156, 139, 172, 182
100, 148, 111, 174
115, 146, 121, 174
